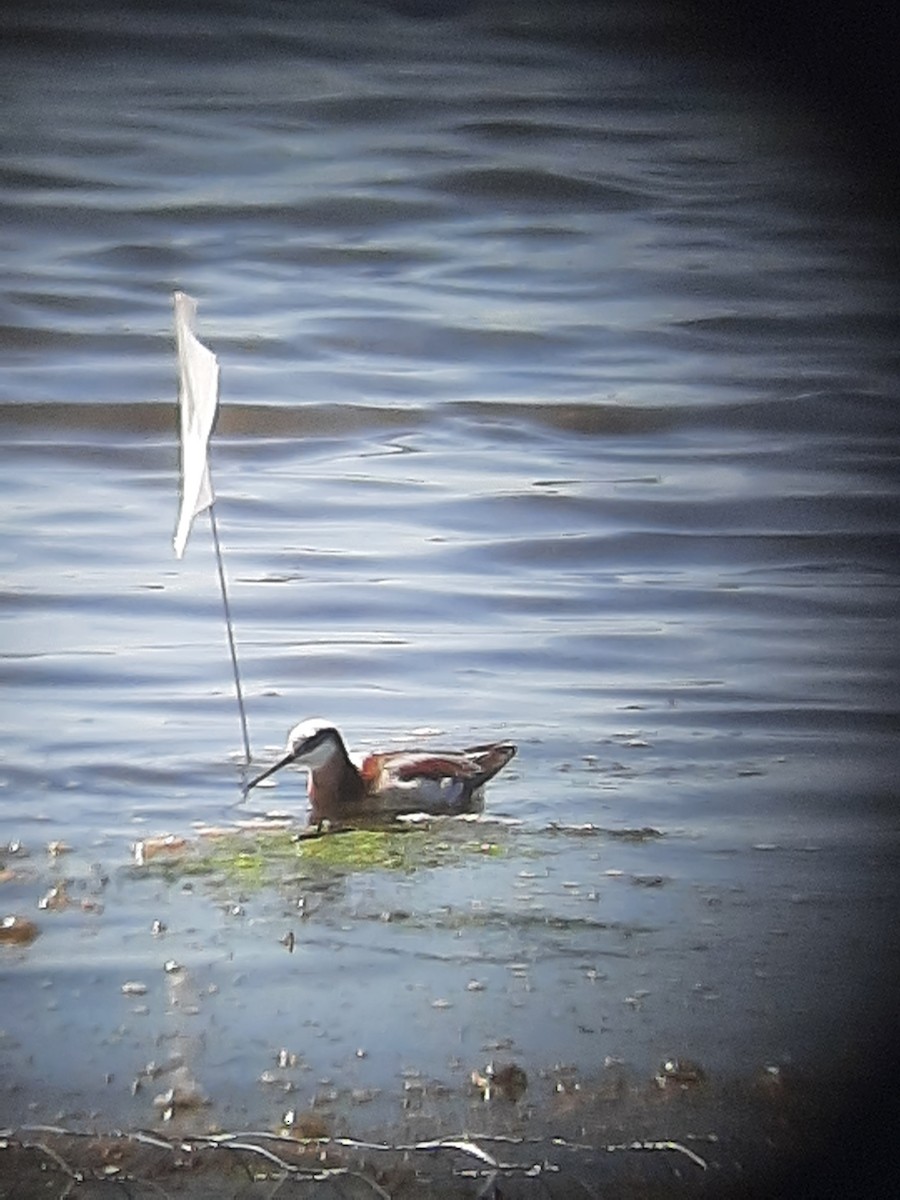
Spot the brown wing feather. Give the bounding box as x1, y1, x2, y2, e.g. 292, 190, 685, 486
359, 754, 382, 782
395, 754, 480, 781
394, 742, 516, 785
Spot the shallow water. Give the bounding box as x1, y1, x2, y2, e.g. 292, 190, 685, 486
1, 0, 899, 1170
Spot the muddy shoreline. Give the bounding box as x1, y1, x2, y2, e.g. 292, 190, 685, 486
3, 818, 899, 1197
2, 1055, 899, 1197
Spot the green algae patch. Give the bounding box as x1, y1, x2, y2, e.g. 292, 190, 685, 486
132, 823, 509, 889
296, 828, 418, 871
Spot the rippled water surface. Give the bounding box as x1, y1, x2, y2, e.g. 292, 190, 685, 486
1, 0, 899, 1173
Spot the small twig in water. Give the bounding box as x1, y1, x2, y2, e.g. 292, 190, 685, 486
410, 1138, 501, 1167
127, 1130, 177, 1151
605, 1138, 708, 1171
222, 1139, 296, 1172
643, 1139, 708, 1170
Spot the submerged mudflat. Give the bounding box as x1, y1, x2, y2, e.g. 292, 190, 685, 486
3, 809, 898, 1194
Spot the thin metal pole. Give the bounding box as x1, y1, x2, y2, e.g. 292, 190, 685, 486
208, 502, 252, 766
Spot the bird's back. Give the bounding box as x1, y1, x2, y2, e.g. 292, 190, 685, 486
354, 739, 516, 815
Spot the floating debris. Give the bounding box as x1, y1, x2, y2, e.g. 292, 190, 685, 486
132, 1056, 185, 1095
121, 981, 149, 997
455, 812, 522, 826
549, 1063, 582, 1096
546, 823, 663, 840
281, 1110, 329, 1139
471, 1061, 528, 1102
152, 1067, 209, 1118
624, 991, 650, 1009
133, 835, 187, 866
47, 840, 72, 857
37, 883, 71, 911
0, 915, 39, 945
258, 1070, 294, 1090
655, 1058, 707, 1088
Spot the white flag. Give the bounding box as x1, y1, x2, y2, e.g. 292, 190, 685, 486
173, 291, 219, 558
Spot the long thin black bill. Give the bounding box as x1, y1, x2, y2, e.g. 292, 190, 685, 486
243, 751, 296, 795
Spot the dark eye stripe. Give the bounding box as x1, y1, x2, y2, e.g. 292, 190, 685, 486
299, 727, 336, 754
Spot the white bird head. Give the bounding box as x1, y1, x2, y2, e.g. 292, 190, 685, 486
284, 718, 344, 769
244, 718, 345, 793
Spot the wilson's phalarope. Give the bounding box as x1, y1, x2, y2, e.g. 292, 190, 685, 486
244, 718, 516, 822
